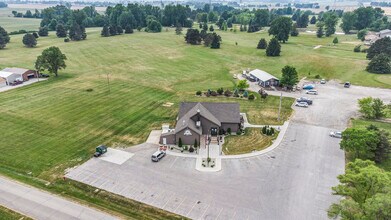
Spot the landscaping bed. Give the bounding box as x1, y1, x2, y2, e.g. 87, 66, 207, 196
222, 128, 278, 155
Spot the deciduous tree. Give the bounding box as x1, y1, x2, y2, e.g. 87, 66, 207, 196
367, 53, 391, 74
22, 33, 37, 47
367, 37, 391, 60
0, 26, 10, 49
280, 65, 298, 90
268, 16, 292, 43
35, 46, 67, 77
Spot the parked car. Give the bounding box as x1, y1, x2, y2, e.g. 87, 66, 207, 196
295, 102, 309, 108
151, 150, 166, 162
40, 74, 50, 78
303, 84, 315, 90
248, 76, 256, 82
344, 82, 351, 88
306, 90, 318, 95
296, 97, 313, 105
320, 79, 326, 84
329, 131, 342, 138
94, 145, 107, 157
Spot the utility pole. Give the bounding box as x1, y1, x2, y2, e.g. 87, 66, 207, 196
278, 92, 282, 122
106, 73, 111, 93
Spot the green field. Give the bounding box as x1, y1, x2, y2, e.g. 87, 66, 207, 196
0, 8, 41, 32
1, 14, 391, 218
0, 206, 32, 220
351, 119, 391, 171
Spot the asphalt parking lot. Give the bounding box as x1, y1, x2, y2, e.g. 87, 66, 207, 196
66, 82, 391, 220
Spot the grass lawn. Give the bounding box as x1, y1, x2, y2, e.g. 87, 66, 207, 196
0, 206, 32, 220
351, 119, 391, 171
0, 14, 390, 218
223, 128, 277, 155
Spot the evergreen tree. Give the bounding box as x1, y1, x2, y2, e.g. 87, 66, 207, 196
316, 22, 324, 38
184, 28, 201, 45
56, 24, 67, 38
333, 37, 338, 44
124, 25, 133, 34
175, 23, 182, 35
109, 25, 117, 36
210, 33, 221, 49
69, 23, 83, 41
101, 25, 110, 37
32, 32, 39, 38
310, 16, 317, 24
116, 25, 123, 34
22, 33, 37, 47
209, 25, 214, 32
38, 26, 48, 37
202, 22, 208, 31
266, 38, 281, 56
291, 23, 299, 36
296, 13, 309, 28
0, 26, 10, 49
257, 38, 267, 49
366, 53, 391, 74
239, 24, 243, 32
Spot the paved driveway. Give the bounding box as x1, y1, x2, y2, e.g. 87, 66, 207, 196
66, 82, 391, 220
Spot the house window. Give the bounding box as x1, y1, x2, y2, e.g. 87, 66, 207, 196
184, 129, 192, 136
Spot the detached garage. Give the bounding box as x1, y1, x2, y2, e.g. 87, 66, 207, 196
0, 71, 21, 85
249, 69, 280, 87
1, 67, 37, 81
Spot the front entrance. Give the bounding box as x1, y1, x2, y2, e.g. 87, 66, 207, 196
210, 127, 218, 136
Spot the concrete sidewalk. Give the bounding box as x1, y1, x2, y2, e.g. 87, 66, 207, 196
0, 176, 117, 220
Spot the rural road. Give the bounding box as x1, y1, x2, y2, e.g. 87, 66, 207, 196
66, 81, 391, 219
0, 176, 117, 220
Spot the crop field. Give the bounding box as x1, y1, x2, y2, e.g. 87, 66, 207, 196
0, 8, 41, 32
1, 13, 391, 218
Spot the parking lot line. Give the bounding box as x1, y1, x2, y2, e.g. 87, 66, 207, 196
200, 204, 210, 219
185, 200, 197, 217
215, 207, 224, 220
162, 192, 175, 209
173, 196, 185, 213
169, 157, 178, 168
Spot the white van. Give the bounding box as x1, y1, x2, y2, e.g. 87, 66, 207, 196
151, 150, 166, 162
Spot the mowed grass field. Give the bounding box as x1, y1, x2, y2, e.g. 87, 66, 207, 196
0, 206, 32, 220
0, 8, 41, 32
1, 12, 391, 217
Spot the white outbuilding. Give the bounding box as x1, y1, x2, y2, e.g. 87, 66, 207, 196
249, 69, 280, 87
0, 71, 22, 85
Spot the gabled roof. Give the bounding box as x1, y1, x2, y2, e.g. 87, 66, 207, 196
249, 69, 279, 82
177, 102, 241, 125
1, 67, 30, 75
379, 29, 391, 34
0, 71, 16, 78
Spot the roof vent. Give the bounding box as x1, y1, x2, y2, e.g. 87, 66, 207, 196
182, 119, 186, 126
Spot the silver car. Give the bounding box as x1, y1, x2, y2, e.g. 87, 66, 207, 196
151, 150, 166, 162
329, 131, 342, 138
295, 102, 309, 108
306, 90, 318, 95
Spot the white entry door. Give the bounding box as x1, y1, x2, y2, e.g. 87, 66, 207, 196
163, 138, 167, 145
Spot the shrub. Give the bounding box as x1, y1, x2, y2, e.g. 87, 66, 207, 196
207, 157, 211, 163
196, 91, 202, 96
354, 45, 361, 52
270, 127, 275, 135
227, 128, 231, 135
183, 145, 188, 151
262, 126, 267, 134
224, 89, 232, 97
178, 138, 183, 148
248, 94, 255, 100
236, 130, 242, 135
243, 90, 249, 98
210, 91, 218, 96
86, 88, 93, 92
64, 38, 70, 42
194, 139, 198, 148
361, 48, 368, 53
314, 74, 321, 79
217, 87, 224, 95
189, 147, 194, 153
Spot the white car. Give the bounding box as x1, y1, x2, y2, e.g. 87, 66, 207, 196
320, 79, 326, 84
329, 131, 342, 138
295, 102, 309, 108
306, 90, 318, 95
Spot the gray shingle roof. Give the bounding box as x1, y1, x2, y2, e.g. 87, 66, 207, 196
1, 67, 29, 75
177, 102, 241, 124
